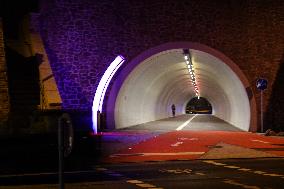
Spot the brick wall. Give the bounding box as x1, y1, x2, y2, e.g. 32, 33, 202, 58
0, 18, 10, 128
38, 0, 284, 130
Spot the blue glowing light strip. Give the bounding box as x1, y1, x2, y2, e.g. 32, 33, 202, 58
92, 55, 125, 133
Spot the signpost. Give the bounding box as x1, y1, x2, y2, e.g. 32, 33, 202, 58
256, 78, 268, 133
58, 113, 74, 189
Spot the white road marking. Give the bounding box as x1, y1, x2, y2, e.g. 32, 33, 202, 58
178, 137, 189, 140
127, 180, 143, 184
238, 168, 251, 172
110, 151, 205, 157
263, 173, 283, 177
189, 138, 199, 141
136, 183, 156, 187
160, 169, 192, 174
171, 141, 183, 147
178, 137, 198, 141
135, 152, 205, 156
251, 139, 270, 144
127, 180, 163, 189
253, 171, 266, 174
224, 165, 240, 169
176, 115, 197, 131
195, 172, 206, 176
203, 160, 227, 166
223, 179, 261, 189
204, 160, 284, 179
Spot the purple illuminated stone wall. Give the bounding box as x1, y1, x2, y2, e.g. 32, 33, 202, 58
38, 0, 284, 129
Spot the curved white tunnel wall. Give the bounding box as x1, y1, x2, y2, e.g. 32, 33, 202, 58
115, 49, 250, 131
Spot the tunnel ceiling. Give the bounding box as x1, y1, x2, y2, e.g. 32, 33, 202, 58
114, 49, 250, 131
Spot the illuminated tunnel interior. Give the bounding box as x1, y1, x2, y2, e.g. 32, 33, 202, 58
107, 46, 251, 131
186, 97, 212, 114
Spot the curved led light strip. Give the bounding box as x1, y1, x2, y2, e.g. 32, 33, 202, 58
92, 55, 125, 133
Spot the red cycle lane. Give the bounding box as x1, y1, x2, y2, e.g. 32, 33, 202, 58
104, 131, 284, 163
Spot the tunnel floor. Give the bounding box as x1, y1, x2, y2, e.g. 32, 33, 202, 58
101, 115, 243, 159
101, 115, 284, 163
121, 114, 242, 132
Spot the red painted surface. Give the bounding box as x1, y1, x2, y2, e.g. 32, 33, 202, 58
105, 131, 284, 163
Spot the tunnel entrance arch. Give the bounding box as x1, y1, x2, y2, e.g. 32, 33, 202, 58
186, 97, 212, 114
106, 42, 257, 132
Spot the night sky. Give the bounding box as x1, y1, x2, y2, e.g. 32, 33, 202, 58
0, 0, 38, 16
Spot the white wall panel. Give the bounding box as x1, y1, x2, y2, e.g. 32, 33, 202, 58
114, 49, 250, 131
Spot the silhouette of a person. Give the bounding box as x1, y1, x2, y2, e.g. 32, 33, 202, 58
171, 104, 176, 117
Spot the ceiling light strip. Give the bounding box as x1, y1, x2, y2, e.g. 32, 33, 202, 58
183, 49, 199, 98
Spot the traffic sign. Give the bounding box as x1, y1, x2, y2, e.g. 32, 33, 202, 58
256, 78, 268, 91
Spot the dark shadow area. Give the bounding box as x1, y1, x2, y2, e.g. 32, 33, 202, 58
0, 0, 39, 17
1, 0, 41, 132
6, 47, 40, 113
265, 54, 284, 132
5, 47, 41, 130
0, 133, 103, 186
186, 97, 212, 114
0, 110, 101, 177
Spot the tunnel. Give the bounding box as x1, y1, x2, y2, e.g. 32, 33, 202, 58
106, 42, 256, 132
185, 97, 212, 114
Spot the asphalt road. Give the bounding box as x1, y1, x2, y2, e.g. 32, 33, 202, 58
1, 115, 284, 188
125, 114, 241, 132
0, 158, 284, 188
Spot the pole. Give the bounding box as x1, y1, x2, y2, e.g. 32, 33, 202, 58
58, 117, 64, 189
260, 90, 263, 133
97, 110, 101, 131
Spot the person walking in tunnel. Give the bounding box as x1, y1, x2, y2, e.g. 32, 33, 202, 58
171, 104, 176, 117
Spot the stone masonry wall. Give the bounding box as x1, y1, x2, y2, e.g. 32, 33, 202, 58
38, 0, 284, 130
0, 18, 10, 128
29, 13, 62, 109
